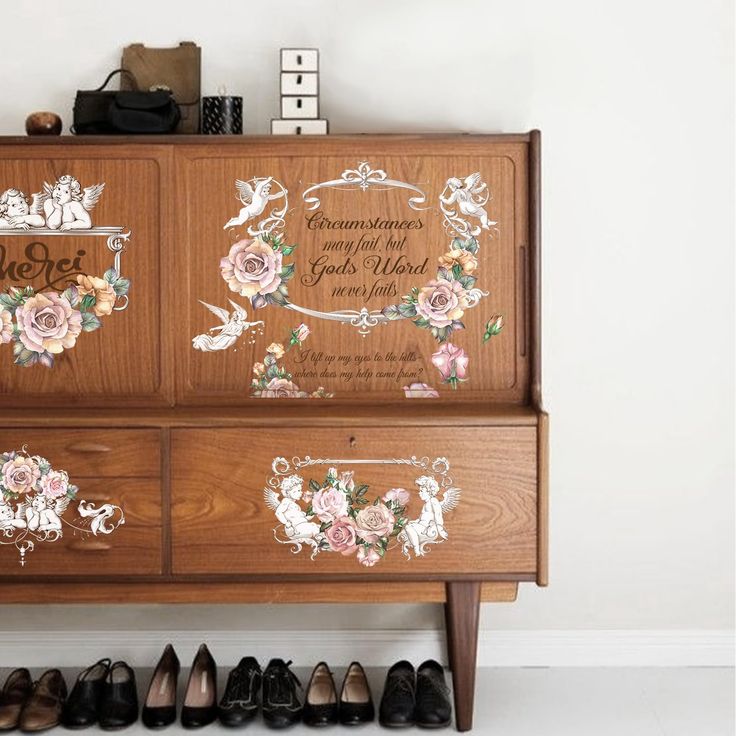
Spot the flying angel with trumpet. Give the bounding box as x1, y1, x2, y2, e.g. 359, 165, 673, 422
191, 299, 265, 352
440, 172, 497, 235
223, 177, 287, 231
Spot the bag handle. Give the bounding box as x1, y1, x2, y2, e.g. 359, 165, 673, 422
95, 68, 139, 92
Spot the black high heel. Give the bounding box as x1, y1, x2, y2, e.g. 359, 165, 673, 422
142, 645, 180, 729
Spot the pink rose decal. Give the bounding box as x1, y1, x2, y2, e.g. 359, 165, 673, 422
16, 292, 82, 354
220, 237, 283, 299
403, 382, 439, 398
312, 486, 349, 522
431, 342, 469, 389
255, 377, 307, 398
357, 546, 381, 567
383, 488, 410, 506
355, 503, 395, 543
415, 278, 469, 328
0, 308, 12, 344
325, 517, 358, 555
2, 456, 40, 495
40, 470, 69, 499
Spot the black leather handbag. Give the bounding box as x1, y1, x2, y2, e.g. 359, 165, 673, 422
73, 69, 182, 134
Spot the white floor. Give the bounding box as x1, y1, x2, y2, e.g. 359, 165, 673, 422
1, 667, 733, 735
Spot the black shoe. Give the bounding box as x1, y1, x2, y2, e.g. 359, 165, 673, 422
218, 657, 261, 728
338, 662, 374, 726
0, 668, 33, 731
98, 662, 138, 731
302, 662, 337, 727
62, 659, 111, 729
262, 659, 302, 729
142, 645, 180, 729
415, 660, 451, 729
180, 645, 217, 729
379, 661, 415, 728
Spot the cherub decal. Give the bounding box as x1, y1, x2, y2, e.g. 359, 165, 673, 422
36, 175, 105, 231
0, 189, 45, 230
224, 177, 287, 231
398, 475, 461, 559
0, 499, 26, 530
440, 172, 496, 236
25, 493, 67, 534
264, 474, 323, 555
191, 299, 264, 352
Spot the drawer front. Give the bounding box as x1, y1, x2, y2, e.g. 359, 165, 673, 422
0, 429, 160, 477
0, 430, 162, 574
172, 426, 537, 576
1, 478, 162, 576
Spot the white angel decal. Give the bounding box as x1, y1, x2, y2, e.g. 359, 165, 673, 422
440, 172, 496, 236
0, 189, 45, 230
0, 498, 27, 530
35, 175, 105, 231
223, 177, 287, 231
25, 494, 66, 534
191, 299, 264, 352
398, 475, 461, 558
265, 475, 323, 555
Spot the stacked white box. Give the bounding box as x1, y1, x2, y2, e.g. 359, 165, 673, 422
272, 48, 328, 135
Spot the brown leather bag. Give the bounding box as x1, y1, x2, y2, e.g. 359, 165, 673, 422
121, 42, 201, 134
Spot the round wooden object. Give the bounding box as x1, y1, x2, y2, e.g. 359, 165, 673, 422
25, 111, 62, 136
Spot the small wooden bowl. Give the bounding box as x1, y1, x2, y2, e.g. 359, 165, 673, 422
25, 112, 63, 136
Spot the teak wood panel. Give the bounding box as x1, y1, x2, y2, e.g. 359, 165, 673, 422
0, 145, 170, 405
1, 477, 162, 576
171, 426, 537, 576
0, 429, 161, 478
174, 140, 530, 405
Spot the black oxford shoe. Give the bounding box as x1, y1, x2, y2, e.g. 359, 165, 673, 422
415, 660, 452, 728
142, 644, 180, 729
379, 661, 415, 728
98, 661, 138, 731
62, 658, 111, 729
262, 659, 303, 729
181, 644, 217, 729
302, 662, 338, 727
339, 662, 374, 726
218, 657, 261, 728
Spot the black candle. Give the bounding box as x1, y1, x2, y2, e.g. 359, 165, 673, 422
202, 95, 243, 134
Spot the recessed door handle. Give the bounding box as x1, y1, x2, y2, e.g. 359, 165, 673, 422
67, 442, 112, 453
67, 540, 112, 552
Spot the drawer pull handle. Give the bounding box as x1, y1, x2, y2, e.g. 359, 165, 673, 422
67, 540, 112, 552
81, 492, 111, 502
67, 442, 112, 453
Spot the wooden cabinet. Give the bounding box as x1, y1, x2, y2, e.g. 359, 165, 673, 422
0, 134, 545, 732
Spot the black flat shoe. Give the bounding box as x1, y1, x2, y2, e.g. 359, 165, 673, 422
98, 662, 138, 731
218, 657, 261, 728
0, 668, 33, 731
180, 644, 217, 729
62, 659, 110, 729
142, 645, 180, 729
379, 661, 415, 728
262, 659, 302, 729
302, 662, 338, 727
339, 662, 374, 726
415, 660, 451, 729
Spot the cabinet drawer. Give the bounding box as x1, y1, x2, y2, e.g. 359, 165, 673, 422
1, 478, 162, 576
0, 429, 160, 478
172, 426, 538, 576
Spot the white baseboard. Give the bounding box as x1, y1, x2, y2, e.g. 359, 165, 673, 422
0, 629, 733, 668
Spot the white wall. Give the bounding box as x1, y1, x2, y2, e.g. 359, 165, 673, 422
2, 0, 734, 647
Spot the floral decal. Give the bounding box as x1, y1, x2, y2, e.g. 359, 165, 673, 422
251, 323, 333, 398
483, 314, 504, 343
0, 269, 130, 367
264, 457, 461, 565
0, 447, 124, 566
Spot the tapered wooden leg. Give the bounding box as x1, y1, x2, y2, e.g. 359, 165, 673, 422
445, 581, 481, 732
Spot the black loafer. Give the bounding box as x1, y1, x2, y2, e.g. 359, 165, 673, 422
262, 659, 302, 729
302, 662, 338, 727
62, 658, 110, 729
415, 660, 451, 728
180, 644, 217, 729
142, 644, 180, 729
379, 661, 415, 728
218, 657, 261, 727
339, 662, 374, 726
98, 662, 138, 731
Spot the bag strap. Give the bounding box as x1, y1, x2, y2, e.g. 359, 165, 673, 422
95, 68, 139, 92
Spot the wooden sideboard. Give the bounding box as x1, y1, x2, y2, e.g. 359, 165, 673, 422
0, 134, 546, 731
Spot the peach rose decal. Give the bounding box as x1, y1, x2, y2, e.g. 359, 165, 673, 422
76, 275, 117, 317
354, 503, 396, 544
1, 455, 40, 495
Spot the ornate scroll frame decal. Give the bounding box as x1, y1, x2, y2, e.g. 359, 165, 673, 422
0, 177, 132, 367
0, 447, 124, 566
263, 456, 460, 566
